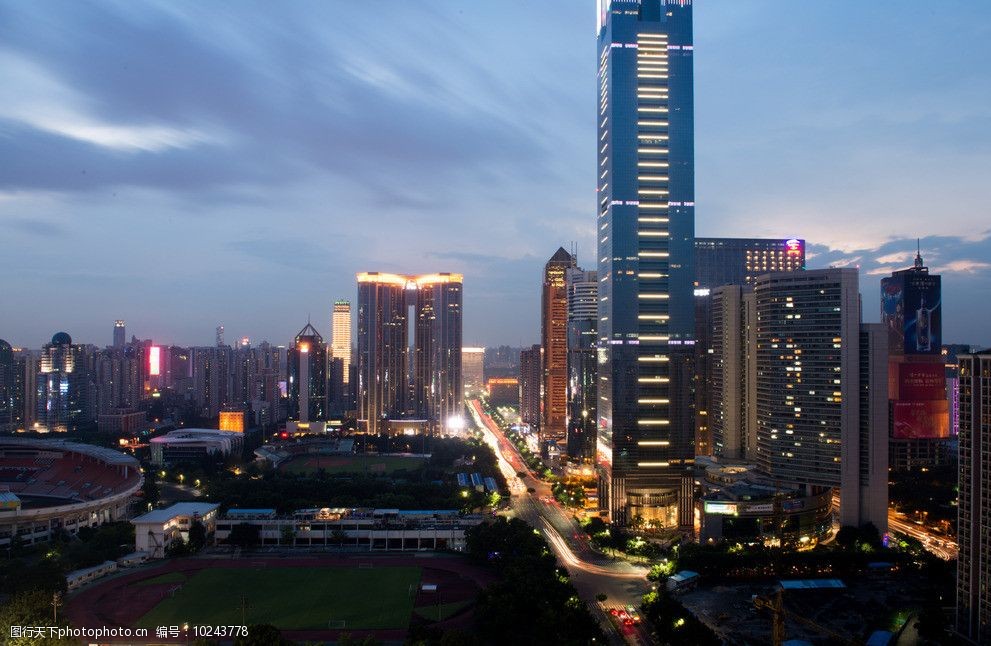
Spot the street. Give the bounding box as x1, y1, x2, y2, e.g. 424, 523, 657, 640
469, 400, 653, 645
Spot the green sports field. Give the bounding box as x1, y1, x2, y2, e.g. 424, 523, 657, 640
280, 454, 427, 475
136, 566, 421, 630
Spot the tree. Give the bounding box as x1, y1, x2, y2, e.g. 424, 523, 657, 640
228, 523, 261, 551
188, 519, 207, 552
0, 590, 72, 645
280, 524, 295, 547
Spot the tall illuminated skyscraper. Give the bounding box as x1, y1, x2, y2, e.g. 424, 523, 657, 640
113, 320, 126, 348
287, 322, 327, 424
331, 300, 352, 385
596, 0, 695, 526
357, 273, 463, 435
542, 248, 575, 444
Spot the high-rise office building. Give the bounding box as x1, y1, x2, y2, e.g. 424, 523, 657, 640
694, 238, 806, 458
0, 340, 23, 432
113, 320, 126, 348
566, 267, 598, 462
287, 323, 327, 424
695, 238, 806, 290
462, 347, 485, 398
709, 285, 756, 460
190, 345, 232, 419
37, 332, 92, 433
331, 301, 352, 385
413, 275, 463, 431
957, 353, 991, 643
356, 272, 462, 435
881, 249, 949, 470
542, 248, 575, 444
597, 0, 695, 527
753, 269, 888, 530
519, 344, 542, 427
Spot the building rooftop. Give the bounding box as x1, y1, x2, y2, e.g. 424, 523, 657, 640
132, 502, 219, 524
779, 579, 846, 590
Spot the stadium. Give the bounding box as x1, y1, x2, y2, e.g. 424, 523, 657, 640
0, 437, 142, 547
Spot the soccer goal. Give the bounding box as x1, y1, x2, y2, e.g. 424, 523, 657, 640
358, 562, 373, 569
327, 619, 346, 630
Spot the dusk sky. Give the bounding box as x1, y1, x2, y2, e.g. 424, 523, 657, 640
1, 1, 989, 349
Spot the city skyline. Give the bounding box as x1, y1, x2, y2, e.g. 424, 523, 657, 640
1, 1, 990, 349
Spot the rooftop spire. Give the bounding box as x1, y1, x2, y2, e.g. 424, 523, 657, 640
914, 238, 924, 269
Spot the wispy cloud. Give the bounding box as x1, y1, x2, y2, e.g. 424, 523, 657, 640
931, 259, 991, 274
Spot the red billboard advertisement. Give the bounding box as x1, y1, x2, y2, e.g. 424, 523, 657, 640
895, 362, 945, 400
893, 400, 950, 439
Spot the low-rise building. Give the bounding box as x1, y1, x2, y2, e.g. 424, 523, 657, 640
149, 429, 243, 465
132, 502, 219, 558
215, 507, 483, 552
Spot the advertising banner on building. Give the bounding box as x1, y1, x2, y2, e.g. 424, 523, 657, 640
902, 274, 941, 355
895, 362, 946, 401
881, 276, 905, 355
893, 400, 950, 439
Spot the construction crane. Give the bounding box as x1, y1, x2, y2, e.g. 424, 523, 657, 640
753, 589, 861, 646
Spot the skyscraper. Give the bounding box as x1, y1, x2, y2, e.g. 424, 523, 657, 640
708, 285, 756, 460
597, 0, 695, 526
356, 272, 462, 435
0, 340, 22, 432
957, 353, 991, 643
881, 248, 949, 470
37, 332, 92, 433
113, 320, 126, 348
287, 322, 327, 424
694, 238, 806, 290
413, 274, 464, 431
753, 269, 888, 530
694, 238, 806, 458
331, 300, 352, 385
566, 267, 598, 463
519, 344, 542, 428
542, 248, 575, 445
462, 347, 485, 398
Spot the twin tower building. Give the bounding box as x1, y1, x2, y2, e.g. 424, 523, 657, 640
289, 274, 463, 436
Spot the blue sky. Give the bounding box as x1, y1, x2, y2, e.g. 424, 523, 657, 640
1, 1, 989, 349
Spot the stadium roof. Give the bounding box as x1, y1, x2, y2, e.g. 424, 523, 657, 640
132, 502, 219, 524
0, 437, 138, 467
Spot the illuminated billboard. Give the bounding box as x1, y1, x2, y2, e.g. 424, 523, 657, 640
148, 346, 161, 376
704, 502, 738, 515
903, 273, 941, 355
881, 272, 942, 356
784, 238, 804, 257
893, 400, 950, 439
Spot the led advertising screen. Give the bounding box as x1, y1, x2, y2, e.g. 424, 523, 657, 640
893, 400, 950, 439
880, 276, 905, 355
902, 273, 941, 355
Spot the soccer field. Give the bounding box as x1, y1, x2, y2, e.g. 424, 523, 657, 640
281, 454, 427, 475
136, 566, 421, 630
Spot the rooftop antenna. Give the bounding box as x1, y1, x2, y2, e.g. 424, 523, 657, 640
914, 238, 925, 269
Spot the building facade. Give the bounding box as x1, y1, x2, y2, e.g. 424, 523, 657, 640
357, 273, 462, 435
752, 269, 888, 530
37, 332, 92, 433
331, 300, 352, 386
542, 248, 575, 444
881, 250, 949, 470
462, 347, 485, 398
287, 323, 327, 424
694, 238, 806, 458
957, 353, 990, 644
597, 0, 695, 527
519, 344, 542, 427
709, 285, 757, 460
566, 267, 598, 462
